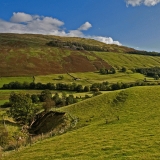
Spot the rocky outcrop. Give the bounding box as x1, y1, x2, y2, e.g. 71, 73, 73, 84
29, 111, 70, 135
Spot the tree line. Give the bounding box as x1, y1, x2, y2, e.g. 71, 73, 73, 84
135, 67, 160, 79
1, 81, 90, 92
46, 39, 108, 52
2, 79, 160, 93
127, 50, 160, 56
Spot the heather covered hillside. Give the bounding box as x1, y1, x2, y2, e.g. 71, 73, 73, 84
0, 33, 115, 76
1, 33, 160, 76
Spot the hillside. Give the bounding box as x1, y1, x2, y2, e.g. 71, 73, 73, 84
1, 33, 160, 76
0, 34, 142, 76
0, 33, 121, 76
2, 86, 160, 159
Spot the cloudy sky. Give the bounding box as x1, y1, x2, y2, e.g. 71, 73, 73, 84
0, 0, 160, 51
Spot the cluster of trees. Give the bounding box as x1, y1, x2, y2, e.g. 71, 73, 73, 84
99, 68, 116, 74
99, 67, 127, 75
127, 50, 160, 56
135, 67, 160, 79
4, 90, 79, 125
46, 39, 108, 52
3, 90, 78, 109
90, 80, 160, 91
1, 81, 91, 92
7, 92, 39, 125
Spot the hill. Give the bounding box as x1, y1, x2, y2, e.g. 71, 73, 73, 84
1, 86, 160, 159
2, 33, 160, 77
0, 33, 160, 76
0, 33, 121, 76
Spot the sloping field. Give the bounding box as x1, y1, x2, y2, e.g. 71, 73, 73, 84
2, 86, 160, 160
95, 52, 160, 69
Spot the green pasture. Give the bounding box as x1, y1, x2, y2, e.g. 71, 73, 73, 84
2, 86, 160, 159
0, 77, 33, 88
0, 71, 155, 105
35, 71, 149, 85
95, 52, 160, 69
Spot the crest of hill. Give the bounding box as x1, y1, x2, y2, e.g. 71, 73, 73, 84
0, 33, 134, 52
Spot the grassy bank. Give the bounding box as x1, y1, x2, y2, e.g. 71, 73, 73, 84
1, 86, 160, 159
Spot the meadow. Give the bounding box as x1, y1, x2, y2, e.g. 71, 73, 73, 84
0, 71, 149, 105
1, 86, 160, 160
0, 71, 148, 89
95, 52, 160, 69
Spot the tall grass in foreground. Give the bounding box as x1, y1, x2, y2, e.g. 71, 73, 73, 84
1, 86, 160, 160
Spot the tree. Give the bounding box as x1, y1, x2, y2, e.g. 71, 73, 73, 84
110, 68, 116, 74
84, 86, 90, 92
31, 94, 39, 103
76, 84, 83, 92
46, 83, 55, 90
43, 98, 55, 112
66, 95, 77, 105
39, 90, 52, 102
52, 92, 62, 106
7, 92, 39, 125
121, 67, 127, 72
154, 74, 159, 80
100, 68, 106, 74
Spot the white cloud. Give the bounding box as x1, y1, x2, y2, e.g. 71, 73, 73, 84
67, 30, 84, 37
10, 12, 33, 22
67, 22, 92, 37
126, 0, 160, 6
42, 17, 64, 26
88, 36, 121, 45
78, 22, 92, 31
0, 12, 121, 45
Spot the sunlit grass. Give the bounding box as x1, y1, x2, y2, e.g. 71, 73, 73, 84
0, 77, 33, 88
35, 71, 147, 86
2, 86, 160, 160
95, 52, 160, 69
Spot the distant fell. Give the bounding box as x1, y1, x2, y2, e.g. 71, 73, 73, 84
1, 33, 160, 76
0, 33, 133, 76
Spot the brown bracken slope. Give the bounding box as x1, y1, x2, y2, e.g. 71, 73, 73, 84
0, 33, 134, 76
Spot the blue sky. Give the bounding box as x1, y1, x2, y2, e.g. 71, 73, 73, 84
0, 0, 160, 51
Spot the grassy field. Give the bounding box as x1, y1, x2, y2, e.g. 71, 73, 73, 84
0, 71, 155, 105
1, 86, 160, 159
0, 71, 153, 88
95, 52, 160, 69
33, 71, 148, 85
0, 71, 149, 105
0, 77, 33, 88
